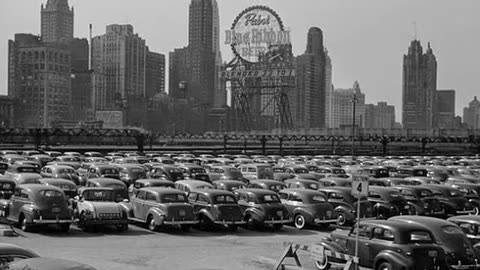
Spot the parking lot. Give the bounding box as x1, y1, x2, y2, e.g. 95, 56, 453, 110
1, 223, 334, 270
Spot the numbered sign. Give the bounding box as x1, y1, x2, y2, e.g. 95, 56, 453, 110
351, 175, 369, 197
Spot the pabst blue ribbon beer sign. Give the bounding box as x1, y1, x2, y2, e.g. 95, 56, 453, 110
225, 6, 291, 63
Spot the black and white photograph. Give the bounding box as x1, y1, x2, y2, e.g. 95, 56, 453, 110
0, 0, 480, 269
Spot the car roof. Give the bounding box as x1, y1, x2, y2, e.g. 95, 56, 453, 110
141, 187, 185, 194
135, 179, 173, 184
250, 179, 283, 184
191, 189, 234, 196
235, 188, 278, 196
318, 186, 351, 193
213, 179, 245, 185
280, 188, 324, 196
0, 243, 39, 257
359, 219, 432, 232
448, 215, 480, 223
19, 184, 63, 193
284, 179, 318, 184
88, 178, 125, 184
389, 215, 454, 227
176, 180, 213, 186
39, 178, 77, 186
8, 257, 97, 270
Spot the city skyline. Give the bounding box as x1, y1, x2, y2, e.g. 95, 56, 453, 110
1, 0, 479, 119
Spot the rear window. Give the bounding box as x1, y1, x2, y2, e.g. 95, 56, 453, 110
294, 168, 308, 174
18, 167, 36, 173
0, 183, 14, 190
40, 190, 63, 197
161, 194, 187, 203
409, 231, 433, 243
105, 183, 125, 189
310, 195, 327, 203
214, 195, 236, 204
101, 168, 119, 174
260, 194, 280, 203
83, 190, 114, 201
332, 169, 346, 174
131, 168, 145, 173
190, 168, 206, 174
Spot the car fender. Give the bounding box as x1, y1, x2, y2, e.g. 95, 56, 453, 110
406, 201, 424, 215
438, 200, 457, 213
244, 207, 264, 221
317, 239, 347, 257
147, 207, 166, 224
373, 202, 392, 213
197, 208, 215, 222
468, 198, 480, 208
334, 205, 355, 219
76, 201, 95, 217
374, 250, 410, 270
19, 204, 37, 222
118, 202, 133, 217
292, 208, 314, 223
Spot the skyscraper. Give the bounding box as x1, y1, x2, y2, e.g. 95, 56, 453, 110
435, 90, 456, 128
293, 27, 327, 129
169, 47, 190, 99
188, 0, 219, 107
330, 82, 366, 129
463, 96, 480, 129
402, 40, 437, 129
146, 51, 166, 97
41, 0, 74, 43
364, 102, 396, 129
324, 49, 333, 128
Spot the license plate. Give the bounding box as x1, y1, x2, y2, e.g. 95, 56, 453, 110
52, 207, 61, 213
428, 251, 438, 257
179, 210, 186, 216
277, 211, 283, 217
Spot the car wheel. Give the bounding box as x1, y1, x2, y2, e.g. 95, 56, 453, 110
147, 215, 158, 232
272, 224, 283, 231
60, 223, 70, 233
294, 214, 306, 229
227, 224, 238, 232
314, 249, 330, 270
473, 206, 479, 215
377, 261, 393, 270
246, 216, 256, 229
19, 214, 31, 232
180, 224, 191, 232
336, 213, 347, 227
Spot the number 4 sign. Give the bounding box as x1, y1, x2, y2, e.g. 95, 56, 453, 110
351, 175, 369, 197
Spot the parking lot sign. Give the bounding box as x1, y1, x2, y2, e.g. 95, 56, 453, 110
351, 175, 369, 197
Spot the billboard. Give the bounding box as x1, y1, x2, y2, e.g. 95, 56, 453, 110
95, 111, 123, 129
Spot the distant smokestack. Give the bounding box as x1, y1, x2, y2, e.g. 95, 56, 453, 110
89, 24, 92, 70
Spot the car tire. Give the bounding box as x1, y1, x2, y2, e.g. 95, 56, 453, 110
227, 224, 238, 232
246, 216, 256, 229
294, 214, 306, 229
336, 213, 347, 226
272, 224, 283, 231
19, 214, 31, 232
377, 261, 393, 270
180, 224, 191, 232
473, 206, 479, 215
60, 223, 70, 233
314, 249, 330, 270
147, 215, 158, 232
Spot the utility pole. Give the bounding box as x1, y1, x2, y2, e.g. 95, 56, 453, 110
351, 93, 358, 159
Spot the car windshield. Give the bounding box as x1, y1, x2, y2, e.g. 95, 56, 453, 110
101, 168, 118, 174
161, 194, 187, 203
332, 169, 346, 174
214, 195, 236, 204
294, 168, 309, 174
57, 168, 75, 174
40, 190, 63, 198
0, 183, 14, 190
82, 190, 114, 201
259, 194, 280, 203
419, 190, 433, 197
190, 168, 206, 174
18, 167, 36, 173
409, 230, 434, 243
104, 183, 125, 189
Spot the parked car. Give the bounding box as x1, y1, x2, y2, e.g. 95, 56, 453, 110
272, 166, 294, 182
393, 185, 446, 217
239, 163, 274, 181
0, 243, 39, 266
175, 180, 214, 194
425, 184, 478, 216
284, 179, 321, 190
8, 173, 42, 185
124, 187, 196, 232
368, 177, 411, 187
38, 178, 78, 199
25, 154, 53, 167
282, 165, 318, 180
212, 180, 246, 192
367, 186, 415, 219
365, 166, 390, 178
116, 164, 147, 185
130, 179, 175, 196
234, 188, 290, 230
318, 187, 374, 226
0, 177, 16, 200
248, 179, 286, 193
12, 161, 41, 173
390, 216, 480, 269
1, 154, 24, 165
207, 165, 246, 183
148, 165, 184, 182
84, 178, 129, 202
187, 189, 245, 231
404, 176, 441, 185
4, 164, 39, 177
278, 189, 337, 229
0, 162, 8, 175
86, 164, 120, 180
316, 219, 448, 270
6, 184, 72, 232
447, 215, 480, 253
40, 165, 81, 185
8, 257, 98, 270
177, 163, 210, 182
318, 177, 352, 187
73, 187, 128, 232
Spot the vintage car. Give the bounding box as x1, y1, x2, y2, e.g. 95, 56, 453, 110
395, 167, 428, 178
212, 180, 246, 192
447, 215, 480, 253
116, 164, 147, 185
368, 177, 411, 187
316, 219, 448, 270
84, 151, 103, 158
314, 166, 349, 179
393, 185, 445, 217
8, 257, 98, 270
4, 164, 40, 177
130, 179, 175, 196
175, 180, 214, 194
233, 188, 290, 230
0, 177, 16, 200
187, 189, 245, 231
284, 179, 321, 190
40, 165, 81, 185
25, 154, 53, 167
73, 187, 128, 232
0, 161, 8, 175
83, 157, 108, 164
8, 173, 42, 185
367, 187, 415, 219
239, 163, 274, 181
38, 178, 78, 199
282, 165, 318, 180
272, 166, 295, 182
12, 160, 41, 172
390, 216, 480, 269
148, 165, 184, 182
425, 184, 478, 216
278, 189, 337, 229
124, 187, 196, 232
20, 150, 40, 157
318, 187, 374, 226
177, 163, 210, 182
6, 184, 72, 232
364, 166, 390, 178
0, 243, 39, 266
43, 151, 62, 158
1, 154, 24, 165
52, 155, 82, 169
86, 164, 120, 180
404, 176, 441, 185
207, 165, 246, 183
318, 177, 352, 187
248, 179, 287, 193
150, 157, 175, 165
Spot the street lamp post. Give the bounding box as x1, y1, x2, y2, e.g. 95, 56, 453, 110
351, 93, 358, 159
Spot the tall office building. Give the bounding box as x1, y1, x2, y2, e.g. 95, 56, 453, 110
463, 96, 480, 129
293, 27, 327, 129
330, 81, 366, 128
70, 38, 92, 122
324, 49, 333, 128
41, 0, 74, 43
169, 47, 190, 99
8, 34, 72, 127
364, 102, 396, 129
146, 51, 166, 97
402, 40, 437, 129
188, 0, 219, 107
435, 90, 456, 128
91, 24, 147, 111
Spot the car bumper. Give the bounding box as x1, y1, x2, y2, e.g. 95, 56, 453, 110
264, 218, 293, 224
33, 217, 73, 224
163, 220, 197, 225
314, 218, 337, 224
450, 264, 480, 270
457, 209, 476, 215
214, 220, 246, 225
80, 219, 128, 225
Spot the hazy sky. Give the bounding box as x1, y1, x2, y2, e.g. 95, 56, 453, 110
1, 0, 479, 119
